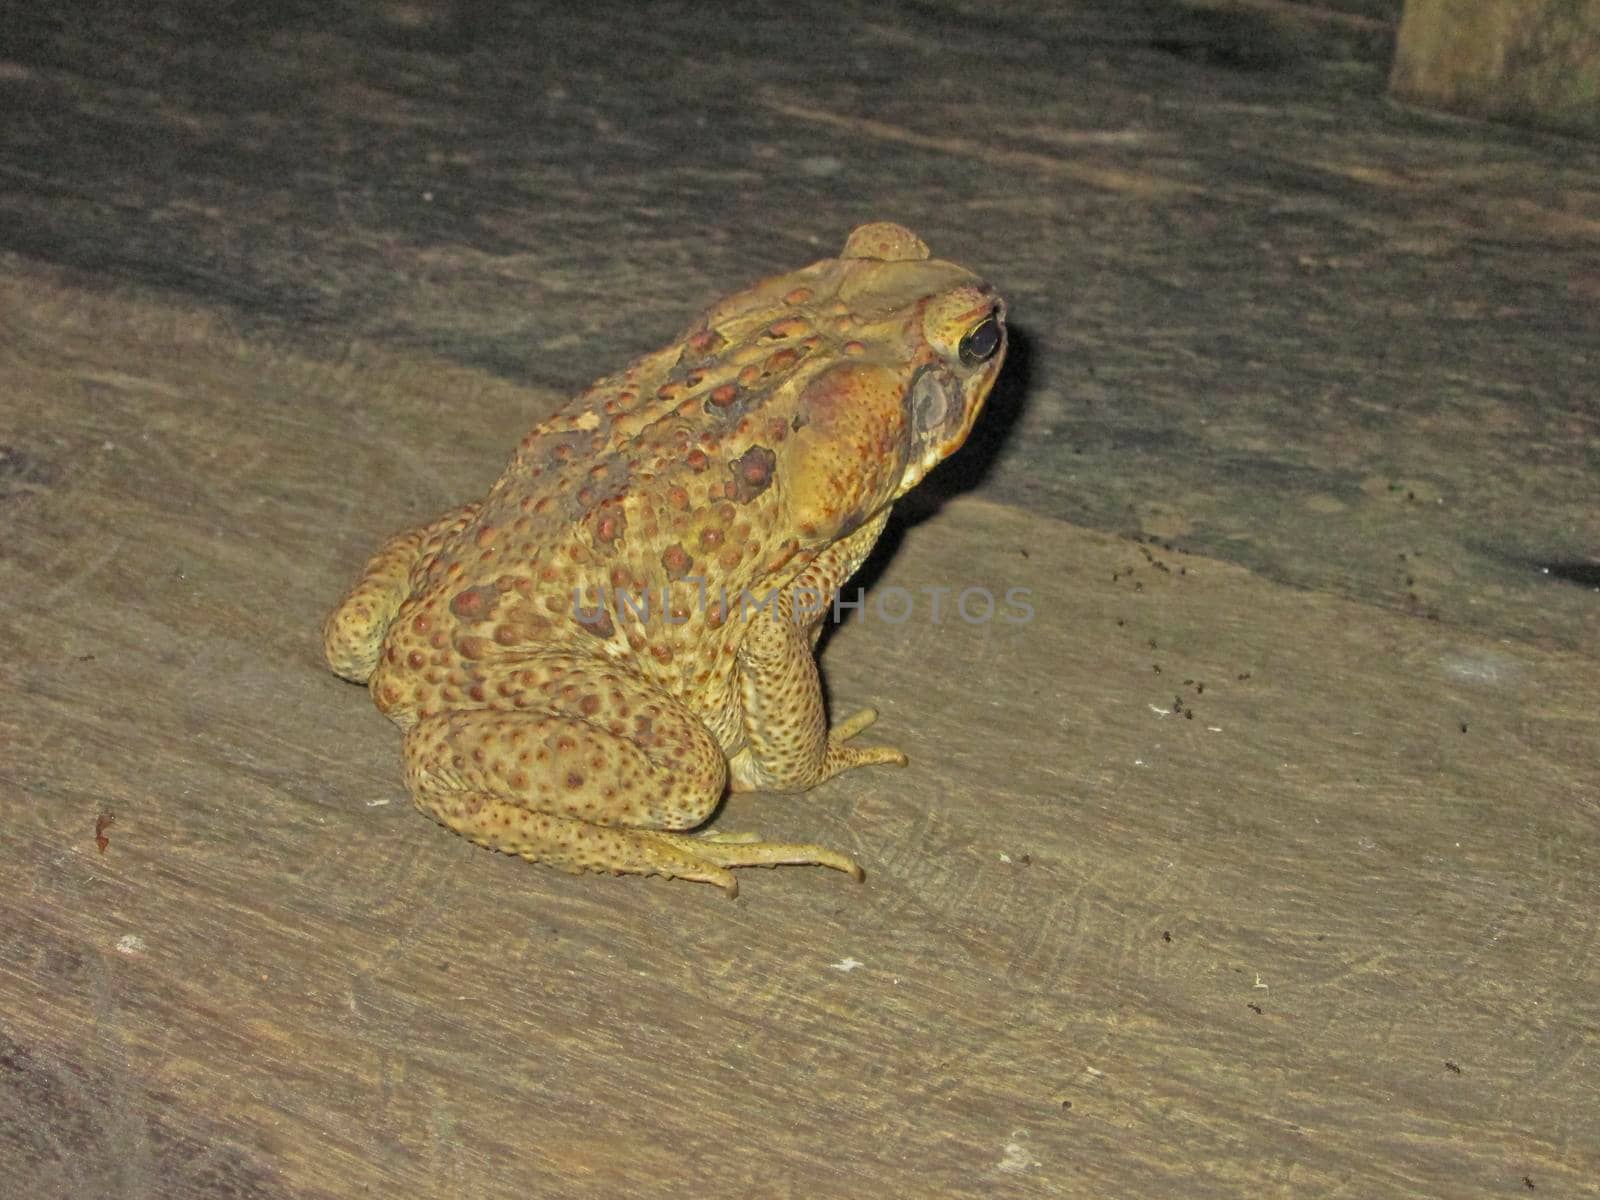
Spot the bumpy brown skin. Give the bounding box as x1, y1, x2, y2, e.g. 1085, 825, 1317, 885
323, 222, 1007, 896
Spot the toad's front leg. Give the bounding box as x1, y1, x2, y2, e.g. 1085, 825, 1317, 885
727, 514, 909, 794
727, 602, 909, 795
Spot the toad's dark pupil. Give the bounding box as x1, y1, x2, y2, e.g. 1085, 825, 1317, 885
958, 315, 1002, 365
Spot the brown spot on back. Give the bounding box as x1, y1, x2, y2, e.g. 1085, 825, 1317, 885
729, 444, 777, 502
765, 316, 809, 339
661, 543, 693, 580
685, 327, 726, 356
575, 604, 615, 639
594, 508, 626, 547
450, 585, 498, 623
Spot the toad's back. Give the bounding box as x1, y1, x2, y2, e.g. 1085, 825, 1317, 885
367, 226, 1000, 725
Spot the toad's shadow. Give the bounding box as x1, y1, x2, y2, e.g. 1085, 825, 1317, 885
814, 323, 1035, 665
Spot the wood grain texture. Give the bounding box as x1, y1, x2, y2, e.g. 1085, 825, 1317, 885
1, 271, 1595, 1197
1391, 0, 1600, 135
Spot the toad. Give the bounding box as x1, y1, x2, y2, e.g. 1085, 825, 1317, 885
323, 222, 1006, 895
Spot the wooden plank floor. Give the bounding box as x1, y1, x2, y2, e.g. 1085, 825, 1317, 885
4, 267, 1596, 1198
2, 3, 1597, 1196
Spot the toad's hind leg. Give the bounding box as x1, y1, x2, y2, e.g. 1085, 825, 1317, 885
322, 502, 480, 683
403, 800, 861, 897
402, 674, 862, 895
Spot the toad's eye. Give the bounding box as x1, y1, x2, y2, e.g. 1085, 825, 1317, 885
958, 313, 1003, 366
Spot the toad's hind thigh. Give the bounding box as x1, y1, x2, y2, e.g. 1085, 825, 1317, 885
404, 704, 727, 835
